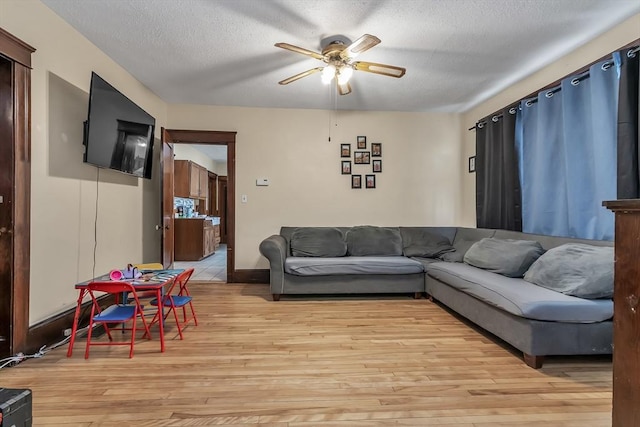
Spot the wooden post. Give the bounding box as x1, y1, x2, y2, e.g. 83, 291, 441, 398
603, 199, 640, 427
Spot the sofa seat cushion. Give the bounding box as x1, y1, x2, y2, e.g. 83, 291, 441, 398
427, 262, 612, 323
285, 256, 425, 276
410, 257, 442, 268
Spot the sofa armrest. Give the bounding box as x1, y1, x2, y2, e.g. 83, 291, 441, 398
259, 235, 288, 296
259, 235, 287, 266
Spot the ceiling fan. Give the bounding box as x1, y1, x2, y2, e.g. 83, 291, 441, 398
275, 34, 406, 95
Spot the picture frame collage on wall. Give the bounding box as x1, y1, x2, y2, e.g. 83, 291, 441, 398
341, 135, 382, 189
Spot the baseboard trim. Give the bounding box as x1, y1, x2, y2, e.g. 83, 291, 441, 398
232, 269, 269, 284
26, 295, 114, 355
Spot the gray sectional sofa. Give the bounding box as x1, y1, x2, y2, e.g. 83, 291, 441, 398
259, 225, 614, 368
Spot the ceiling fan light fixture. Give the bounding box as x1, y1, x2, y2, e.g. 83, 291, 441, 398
337, 66, 353, 85
275, 34, 406, 95
321, 65, 336, 84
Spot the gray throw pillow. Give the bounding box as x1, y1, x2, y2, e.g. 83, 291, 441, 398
524, 243, 614, 299
290, 227, 347, 257
464, 238, 545, 277
400, 229, 455, 258
439, 239, 476, 262
346, 226, 403, 256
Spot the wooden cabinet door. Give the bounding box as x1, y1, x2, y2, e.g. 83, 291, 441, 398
189, 162, 200, 198
199, 167, 208, 198
173, 160, 190, 198
213, 224, 221, 250
203, 225, 215, 257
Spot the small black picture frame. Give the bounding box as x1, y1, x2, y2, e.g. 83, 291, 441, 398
372, 159, 382, 173
352, 174, 362, 189
371, 143, 382, 157
365, 174, 376, 189
468, 156, 476, 173
341, 160, 351, 175
357, 135, 367, 149
354, 151, 370, 164
340, 143, 351, 158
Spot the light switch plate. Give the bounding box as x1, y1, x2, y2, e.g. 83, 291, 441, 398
241, 195, 248, 203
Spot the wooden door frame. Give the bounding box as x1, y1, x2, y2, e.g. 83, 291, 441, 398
208, 171, 217, 216
0, 28, 35, 356
218, 176, 228, 244
162, 129, 237, 282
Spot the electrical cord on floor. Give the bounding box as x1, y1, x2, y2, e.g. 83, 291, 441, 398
0, 346, 46, 370
0, 323, 96, 370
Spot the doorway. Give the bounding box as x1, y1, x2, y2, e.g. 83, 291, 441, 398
0, 28, 35, 357
173, 142, 228, 281
161, 129, 237, 282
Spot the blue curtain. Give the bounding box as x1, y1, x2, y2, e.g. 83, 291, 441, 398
518, 58, 620, 240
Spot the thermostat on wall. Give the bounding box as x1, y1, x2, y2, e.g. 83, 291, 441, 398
256, 178, 269, 186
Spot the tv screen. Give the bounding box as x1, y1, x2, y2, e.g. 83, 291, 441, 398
83, 72, 156, 179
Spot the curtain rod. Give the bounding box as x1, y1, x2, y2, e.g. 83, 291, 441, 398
468, 42, 639, 132
468, 106, 518, 131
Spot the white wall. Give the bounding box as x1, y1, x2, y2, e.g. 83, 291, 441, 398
0, 1, 168, 324
168, 105, 463, 270
174, 144, 218, 172
212, 161, 228, 176
460, 13, 640, 226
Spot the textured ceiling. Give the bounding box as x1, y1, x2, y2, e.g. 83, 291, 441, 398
42, 0, 639, 113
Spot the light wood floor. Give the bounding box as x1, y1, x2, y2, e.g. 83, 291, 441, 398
1, 283, 613, 426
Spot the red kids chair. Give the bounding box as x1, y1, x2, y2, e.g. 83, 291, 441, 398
149, 268, 198, 340
85, 281, 151, 358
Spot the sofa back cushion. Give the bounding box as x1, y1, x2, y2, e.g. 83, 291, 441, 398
440, 227, 496, 262
399, 227, 455, 258
290, 227, 347, 257
463, 237, 545, 277
493, 229, 613, 250
524, 243, 614, 299
346, 226, 403, 256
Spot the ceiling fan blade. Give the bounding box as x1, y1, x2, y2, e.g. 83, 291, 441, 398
340, 34, 381, 59
353, 61, 406, 78
278, 67, 324, 85
337, 81, 352, 96
275, 42, 324, 60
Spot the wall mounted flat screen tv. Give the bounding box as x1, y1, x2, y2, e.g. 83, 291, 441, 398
83, 72, 156, 179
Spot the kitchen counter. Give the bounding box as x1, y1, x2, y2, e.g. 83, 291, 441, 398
175, 216, 220, 224
174, 217, 221, 261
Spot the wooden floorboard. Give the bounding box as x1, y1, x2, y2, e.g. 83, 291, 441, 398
0, 283, 613, 426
